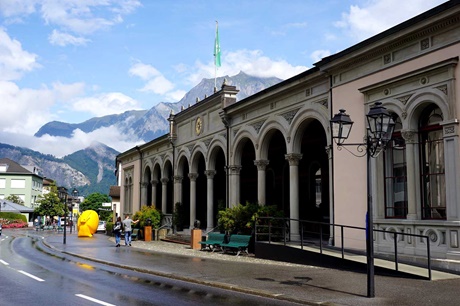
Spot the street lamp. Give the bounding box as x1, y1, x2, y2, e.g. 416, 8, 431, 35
70, 188, 79, 234
58, 187, 68, 244
330, 102, 395, 298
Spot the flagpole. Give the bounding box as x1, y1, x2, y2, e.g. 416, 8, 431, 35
214, 21, 218, 91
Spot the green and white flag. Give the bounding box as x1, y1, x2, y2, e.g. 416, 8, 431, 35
214, 22, 221, 68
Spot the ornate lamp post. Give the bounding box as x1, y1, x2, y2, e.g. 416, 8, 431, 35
58, 187, 68, 244
70, 188, 79, 234
330, 102, 395, 298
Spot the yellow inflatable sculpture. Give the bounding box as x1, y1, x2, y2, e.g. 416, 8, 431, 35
77, 210, 99, 237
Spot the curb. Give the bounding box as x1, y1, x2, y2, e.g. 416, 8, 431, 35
41, 236, 319, 305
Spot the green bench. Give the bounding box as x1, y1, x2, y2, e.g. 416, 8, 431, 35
198, 233, 226, 252
220, 234, 252, 256
131, 228, 140, 241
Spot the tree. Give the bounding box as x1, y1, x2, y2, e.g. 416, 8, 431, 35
5, 194, 24, 205
34, 183, 65, 217
80, 192, 112, 221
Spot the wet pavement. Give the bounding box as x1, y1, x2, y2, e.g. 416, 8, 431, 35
40, 231, 460, 305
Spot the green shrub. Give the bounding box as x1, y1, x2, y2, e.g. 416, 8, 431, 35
0, 212, 27, 222
217, 202, 284, 235
0, 212, 28, 228
133, 205, 162, 229
172, 202, 185, 229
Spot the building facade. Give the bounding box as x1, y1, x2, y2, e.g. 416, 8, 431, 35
117, 2, 460, 262
0, 158, 43, 209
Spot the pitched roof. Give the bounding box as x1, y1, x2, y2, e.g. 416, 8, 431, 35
109, 185, 120, 197
0, 158, 32, 174
0, 200, 34, 213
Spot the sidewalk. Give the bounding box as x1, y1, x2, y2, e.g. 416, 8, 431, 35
43, 232, 460, 306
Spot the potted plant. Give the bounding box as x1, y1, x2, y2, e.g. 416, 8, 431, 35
172, 202, 185, 232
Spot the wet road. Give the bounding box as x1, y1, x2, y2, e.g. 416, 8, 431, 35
0, 230, 301, 305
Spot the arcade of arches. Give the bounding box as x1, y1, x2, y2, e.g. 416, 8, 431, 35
134, 118, 329, 239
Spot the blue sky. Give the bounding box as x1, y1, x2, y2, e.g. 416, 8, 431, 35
0, 0, 447, 156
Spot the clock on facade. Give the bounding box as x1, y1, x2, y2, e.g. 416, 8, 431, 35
195, 117, 202, 135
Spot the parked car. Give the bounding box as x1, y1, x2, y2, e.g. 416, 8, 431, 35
97, 221, 106, 233
0, 223, 2, 236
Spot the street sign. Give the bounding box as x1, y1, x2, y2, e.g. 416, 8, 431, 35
102, 202, 112, 207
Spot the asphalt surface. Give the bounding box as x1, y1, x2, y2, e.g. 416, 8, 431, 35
39, 231, 460, 306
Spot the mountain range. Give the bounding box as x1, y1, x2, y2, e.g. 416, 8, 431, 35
1, 72, 282, 196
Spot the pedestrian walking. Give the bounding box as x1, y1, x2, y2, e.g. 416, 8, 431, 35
122, 214, 139, 246
113, 216, 123, 247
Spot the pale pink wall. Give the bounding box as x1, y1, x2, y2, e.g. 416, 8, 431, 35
331, 43, 460, 247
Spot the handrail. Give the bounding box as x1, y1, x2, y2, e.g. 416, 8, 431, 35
203, 225, 221, 235
255, 216, 432, 280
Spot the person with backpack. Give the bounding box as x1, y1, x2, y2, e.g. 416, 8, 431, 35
113, 216, 123, 247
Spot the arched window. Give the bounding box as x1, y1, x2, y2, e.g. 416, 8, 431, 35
384, 115, 407, 218
419, 105, 445, 220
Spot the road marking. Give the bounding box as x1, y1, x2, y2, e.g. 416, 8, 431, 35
18, 270, 45, 282
0, 259, 9, 265
75, 294, 116, 306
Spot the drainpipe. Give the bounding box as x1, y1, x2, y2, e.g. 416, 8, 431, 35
135, 146, 142, 211
220, 112, 230, 209
328, 74, 335, 246
168, 111, 177, 207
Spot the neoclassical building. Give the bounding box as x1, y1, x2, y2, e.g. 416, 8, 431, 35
116, 1, 460, 262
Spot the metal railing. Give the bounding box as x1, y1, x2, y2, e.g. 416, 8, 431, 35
255, 217, 432, 280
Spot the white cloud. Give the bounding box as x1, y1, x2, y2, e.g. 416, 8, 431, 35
336, 0, 445, 42
167, 90, 187, 102
186, 49, 308, 85
40, 0, 141, 35
129, 62, 161, 80
0, 27, 39, 81
140, 76, 175, 95
129, 61, 182, 100
0, 0, 141, 42
310, 50, 331, 63
0, 0, 37, 18
48, 29, 90, 46
0, 126, 143, 158
72, 92, 143, 117
0, 81, 85, 134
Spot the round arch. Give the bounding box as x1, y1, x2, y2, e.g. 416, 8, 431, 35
405, 90, 450, 130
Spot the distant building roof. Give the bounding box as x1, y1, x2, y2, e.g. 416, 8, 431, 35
109, 185, 120, 198
0, 158, 42, 178
0, 199, 34, 213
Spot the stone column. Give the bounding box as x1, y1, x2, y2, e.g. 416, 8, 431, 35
402, 130, 417, 220
285, 153, 303, 241
151, 179, 158, 207
140, 181, 148, 207
188, 173, 199, 229
254, 160, 269, 205
161, 177, 169, 214
205, 170, 216, 231
173, 175, 183, 206
228, 165, 242, 207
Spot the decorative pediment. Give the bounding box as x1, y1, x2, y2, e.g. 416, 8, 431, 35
396, 94, 413, 105
435, 85, 448, 95
251, 120, 266, 134
203, 138, 212, 148
280, 109, 299, 125
315, 99, 328, 108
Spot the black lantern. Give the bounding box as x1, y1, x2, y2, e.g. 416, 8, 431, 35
330, 101, 395, 298
330, 109, 354, 145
